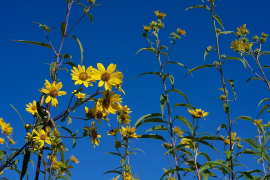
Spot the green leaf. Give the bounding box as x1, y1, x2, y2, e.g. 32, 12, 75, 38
169, 75, 174, 89
20, 149, 31, 180
61, 22, 66, 37
55, 176, 70, 180
67, 117, 72, 126
134, 113, 165, 128
160, 94, 167, 116
227, 79, 236, 101
246, 77, 262, 85
139, 134, 167, 142
262, 65, 270, 68
10, 104, 25, 127
58, 68, 68, 74
87, 13, 93, 23
213, 14, 224, 30
241, 139, 260, 149
185, 5, 208, 11
198, 152, 211, 162
199, 140, 221, 155
0, 150, 6, 159
216, 123, 227, 135
159, 45, 168, 51
173, 103, 195, 110
168, 89, 190, 104
204, 46, 214, 62
131, 72, 161, 81
160, 168, 196, 180
258, 98, 270, 107
185, 64, 216, 79
225, 57, 246, 70
165, 61, 189, 71
65, 0, 70, 3
237, 171, 255, 180
72, 36, 84, 64
200, 161, 236, 176
257, 104, 270, 118
223, 103, 229, 114
73, 138, 76, 148
120, 159, 125, 166
260, 50, 270, 56
50, 62, 57, 80
135, 118, 167, 128
135, 47, 157, 56
56, 125, 72, 134
104, 152, 123, 158
103, 170, 122, 176
219, 31, 236, 35
13, 40, 52, 50
175, 116, 193, 133
146, 125, 169, 133
90, 4, 101, 9
64, 62, 76, 67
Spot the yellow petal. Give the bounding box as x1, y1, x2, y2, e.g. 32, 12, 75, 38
58, 91, 67, 96
98, 80, 104, 87
45, 96, 52, 103
97, 63, 105, 73
107, 63, 116, 74
55, 82, 63, 90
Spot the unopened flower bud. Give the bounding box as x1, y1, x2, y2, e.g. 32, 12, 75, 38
237, 143, 243, 149
157, 19, 161, 23
88, 0, 95, 4
175, 35, 180, 39
158, 23, 164, 29
221, 54, 226, 59
216, 28, 221, 33
142, 33, 148, 38
243, 29, 249, 35
261, 32, 268, 38
153, 26, 158, 31
115, 140, 122, 149
252, 36, 259, 41
25, 124, 32, 131
261, 38, 267, 43
242, 38, 248, 43
170, 32, 176, 37
255, 48, 260, 54
213, 61, 219, 66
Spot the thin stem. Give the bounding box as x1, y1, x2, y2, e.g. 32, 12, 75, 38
34, 149, 44, 180
193, 149, 201, 180
43, 31, 57, 55
161, 40, 176, 69
66, 13, 87, 35
243, 57, 264, 81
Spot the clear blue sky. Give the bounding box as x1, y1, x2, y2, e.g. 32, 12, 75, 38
1, 0, 270, 179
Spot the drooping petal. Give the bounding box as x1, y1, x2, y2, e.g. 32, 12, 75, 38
51, 98, 58, 107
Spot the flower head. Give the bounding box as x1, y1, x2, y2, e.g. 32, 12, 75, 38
237, 24, 246, 36
99, 90, 122, 114
32, 128, 51, 149
118, 104, 132, 114
8, 138, 15, 145
91, 63, 123, 91
1, 123, 13, 135
177, 28, 186, 36
52, 156, 60, 169
124, 173, 132, 180
254, 119, 263, 126
89, 121, 101, 148
71, 65, 95, 87
188, 109, 208, 119
26, 100, 38, 115
70, 155, 79, 164
180, 138, 192, 149
118, 113, 131, 126
112, 175, 120, 180
108, 128, 120, 136
230, 39, 253, 53
120, 126, 140, 139
0, 138, 5, 144
154, 10, 166, 19
41, 80, 67, 107
173, 126, 183, 137
143, 25, 151, 32
72, 90, 86, 99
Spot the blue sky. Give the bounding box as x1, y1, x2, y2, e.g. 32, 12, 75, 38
1, 0, 270, 179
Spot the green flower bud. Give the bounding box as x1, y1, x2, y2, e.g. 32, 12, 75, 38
213, 61, 219, 66
221, 54, 226, 59
255, 48, 260, 54
115, 140, 122, 149
252, 35, 259, 41
87, 0, 95, 4
170, 32, 176, 37
261, 38, 267, 43
175, 35, 180, 39
152, 26, 158, 31
243, 29, 249, 35
157, 19, 161, 23
262, 32, 268, 38
142, 33, 148, 38
237, 143, 243, 149
124, 165, 131, 172
242, 37, 248, 43
216, 28, 221, 33
158, 23, 164, 29
235, 48, 241, 53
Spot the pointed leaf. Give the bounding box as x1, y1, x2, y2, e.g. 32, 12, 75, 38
185, 64, 217, 78
10, 104, 25, 127
135, 47, 157, 56
165, 61, 189, 71
135, 118, 167, 129
72, 36, 84, 64
258, 98, 270, 107
185, 5, 208, 11
146, 125, 169, 133
13, 40, 52, 50
227, 79, 236, 101
160, 94, 167, 116
173, 103, 195, 110
103, 170, 122, 176
87, 13, 93, 23
213, 14, 224, 30
131, 72, 161, 81
160, 168, 196, 180
134, 113, 165, 128
257, 104, 270, 118
169, 75, 174, 89
219, 31, 236, 35
175, 116, 193, 133
61, 22, 66, 37
20, 149, 31, 180
139, 134, 167, 142
225, 57, 246, 70
168, 89, 189, 104
204, 46, 214, 62
260, 50, 270, 56
246, 77, 262, 85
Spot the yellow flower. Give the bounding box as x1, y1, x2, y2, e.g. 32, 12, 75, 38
0, 118, 3, 126
0, 171, 3, 176
32, 129, 52, 149
108, 128, 120, 136
120, 126, 140, 139
0, 138, 5, 144
70, 155, 79, 164
154, 10, 166, 19
112, 175, 120, 180
8, 138, 15, 145
188, 109, 208, 119
52, 156, 60, 169
220, 95, 226, 99
94, 102, 108, 124
162, 142, 172, 149
237, 24, 246, 36
89, 121, 101, 148
1, 123, 13, 135
99, 90, 122, 114
41, 80, 67, 107
173, 126, 183, 137
84, 106, 95, 119
177, 28, 186, 36
143, 25, 151, 32
90, 63, 123, 91
118, 113, 131, 126
220, 135, 225, 139
115, 81, 125, 94
118, 104, 132, 114
230, 39, 253, 53
254, 119, 262, 126
124, 173, 132, 180
71, 65, 95, 87
224, 139, 230, 145
26, 100, 38, 115
72, 90, 86, 99
26, 132, 33, 141
181, 138, 192, 148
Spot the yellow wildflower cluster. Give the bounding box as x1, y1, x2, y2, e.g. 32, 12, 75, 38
188, 109, 208, 119
221, 132, 242, 148
230, 39, 253, 53
0, 118, 15, 145
173, 126, 183, 137
120, 126, 140, 139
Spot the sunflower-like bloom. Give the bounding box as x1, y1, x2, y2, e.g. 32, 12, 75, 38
94, 102, 108, 124
112, 175, 120, 180
1, 123, 13, 135
120, 126, 140, 139
52, 156, 60, 169
26, 100, 38, 115
177, 28, 186, 36
118, 113, 131, 126
108, 128, 120, 136
254, 119, 262, 126
90, 63, 123, 91
237, 24, 246, 36
224, 132, 238, 145
181, 138, 192, 149
173, 126, 183, 137
0, 138, 5, 144
118, 104, 132, 114
41, 80, 67, 107
70, 155, 79, 164
154, 10, 166, 19
72, 90, 86, 99
143, 25, 151, 32
188, 109, 208, 119
230, 39, 253, 53
124, 173, 132, 180
99, 90, 122, 114
32, 128, 52, 149
71, 65, 95, 87
89, 121, 101, 148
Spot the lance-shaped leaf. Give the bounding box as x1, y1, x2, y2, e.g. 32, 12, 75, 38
219, 31, 236, 35
56, 176, 70, 180
20, 149, 31, 180
50, 62, 57, 81
257, 104, 270, 119
64, 62, 76, 67
224, 57, 247, 70
10, 104, 25, 127
216, 123, 227, 135
135, 118, 167, 129
258, 98, 270, 107
198, 152, 211, 162
246, 77, 263, 85
173, 103, 195, 110
131, 72, 161, 81
223, 103, 229, 114
61, 22, 66, 37
227, 79, 236, 101
160, 94, 167, 116
103, 170, 122, 176
72, 36, 84, 64
175, 116, 192, 133
135, 47, 157, 56
160, 168, 196, 180
200, 161, 235, 176
168, 89, 190, 104
204, 46, 214, 62
185, 64, 217, 79
87, 13, 93, 23
146, 125, 169, 133
169, 75, 174, 89
13, 40, 52, 50
260, 50, 270, 56
199, 140, 221, 155
159, 45, 168, 51
213, 14, 224, 30
241, 139, 260, 149
139, 134, 167, 142
185, 5, 208, 11
134, 113, 166, 128
262, 65, 270, 68
104, 152, 123, 158
165, 61, 189, 71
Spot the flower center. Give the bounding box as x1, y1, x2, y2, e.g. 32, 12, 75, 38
101, 72, 111, 81
49, 88, 58, 98
102, 99, 110, 109
79, 72, 89, 81
197, 112, 203, 116
40, 134, 47, 141
96, 111, 103, 119
90, 130, 97, 138
31, 106, 37, 111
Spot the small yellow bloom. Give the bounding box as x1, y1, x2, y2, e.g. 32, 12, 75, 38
154, 10, 166, 19
99, 90, 122, 114
220, 135, 225, 139
118, 104, 132, 114
177, 28, 186, 36
173, 126, 183, 137
52, 156, 60, 169
124, 173, 132, 180
26, 100, 38, 115
220, 95, 226, 99
231, 132, 237, 140
118, 113, 131, 126
120, 126, 140, 139
72, 90, 86, 99
89, 121, 101, 148
188, 109, 208, 119
112, 175, 120, 180
71, 65, 95, 87
8, 138, 15, 145
107, 128, 120, 136
230, 39, 252, 53
180, 138, 192, 149
143, 25, 151, 32
70, 155, 79, 164
32, 129, 52, 149
26, 132, 33, 141
1, 123, 13, 135
0, 171, 3, 176
41, 80, 67, 107
162, 142, 172, 149
254, 119, 263, 126
0, 138, 5, 144
0, 118, 3, 126
237, 24, 246, 36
